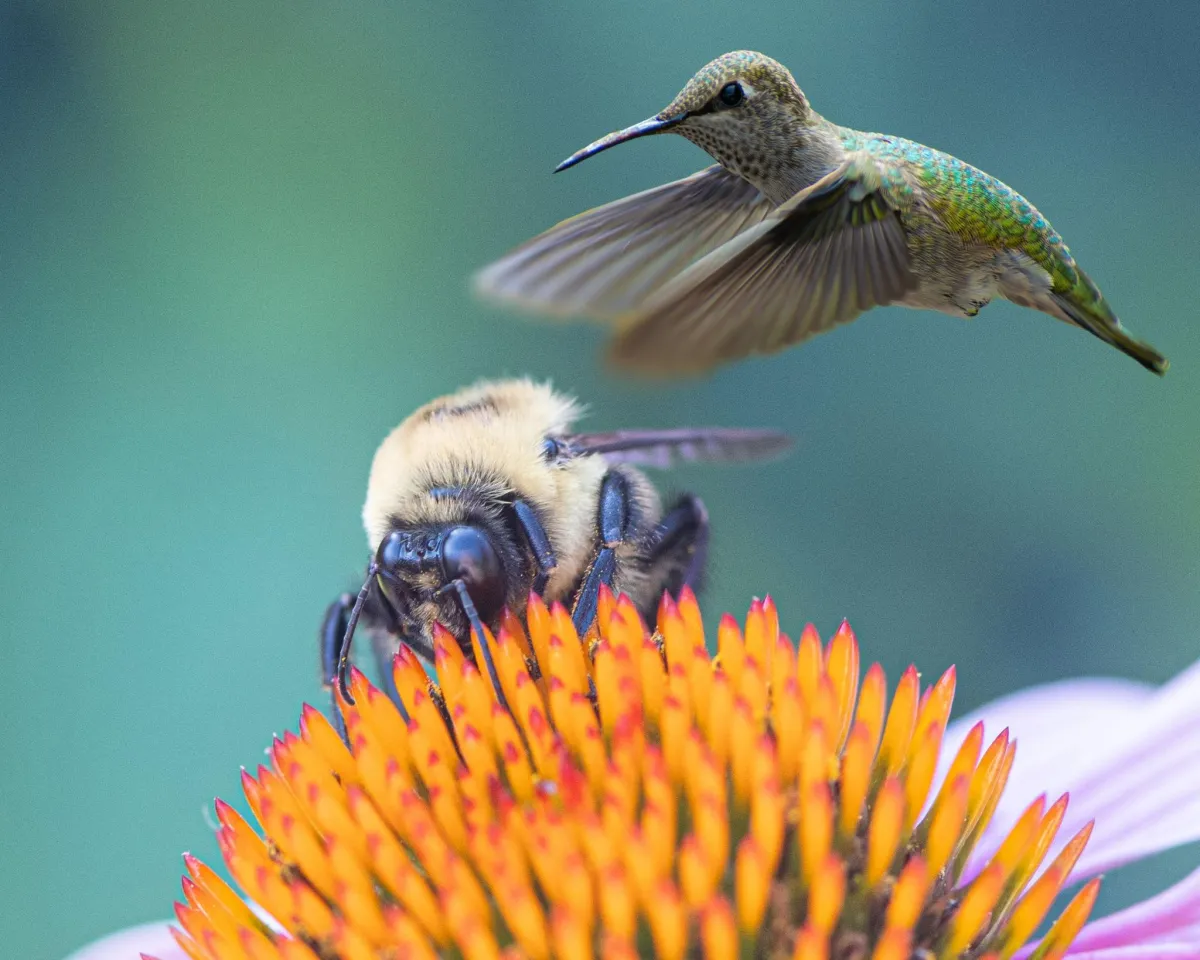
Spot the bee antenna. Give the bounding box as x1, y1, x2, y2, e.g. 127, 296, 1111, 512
337, 563, 378, 706
441, 579, 510, 713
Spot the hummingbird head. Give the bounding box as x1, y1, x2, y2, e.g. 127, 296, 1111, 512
555, 51, 816, 198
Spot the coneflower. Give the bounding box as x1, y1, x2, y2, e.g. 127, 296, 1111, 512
73, 589, 1200, 960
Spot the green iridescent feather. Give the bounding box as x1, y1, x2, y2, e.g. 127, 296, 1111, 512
845, 132, 1081, 289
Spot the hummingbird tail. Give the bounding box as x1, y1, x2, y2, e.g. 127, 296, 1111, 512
1050, 293, 1169, 376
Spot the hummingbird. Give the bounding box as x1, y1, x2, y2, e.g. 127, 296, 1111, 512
474, 50, 1168, 376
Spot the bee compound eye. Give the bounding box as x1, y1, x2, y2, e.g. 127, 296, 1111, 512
441, 526, 506, 621
378, 531, 408, 570
718, 81, 744, 107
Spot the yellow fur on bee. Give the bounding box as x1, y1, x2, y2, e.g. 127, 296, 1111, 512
362, 379, 616, 599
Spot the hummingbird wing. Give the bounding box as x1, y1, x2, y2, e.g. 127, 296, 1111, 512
608, 154, 916, 374
564, 428, 792, 470
472, 165, 774, 318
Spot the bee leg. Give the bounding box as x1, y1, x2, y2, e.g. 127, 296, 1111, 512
647, 494, 710, 595
319, 593, 355, 744
512, 499, 557, 593
571, 470, 633, 637
321, 586, 409, 745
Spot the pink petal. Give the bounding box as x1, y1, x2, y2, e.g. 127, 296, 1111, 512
941, 677, 1151, 815
938, 677, 1150, 858
64, 921, 187, 960
1065, 949, 1200, 959
1067, 865, 1200, 953
1061, 660, 1200, 878
943, 660, 1200, 879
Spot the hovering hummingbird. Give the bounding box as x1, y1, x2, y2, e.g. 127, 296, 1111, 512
474, 50, 1167, 376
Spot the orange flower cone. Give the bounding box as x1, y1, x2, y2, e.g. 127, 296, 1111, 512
158, 588, 1108, 960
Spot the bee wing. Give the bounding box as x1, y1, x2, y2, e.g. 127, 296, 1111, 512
566, 428, 793, 470
607, 153, 916, 375
473, 165, 774, 318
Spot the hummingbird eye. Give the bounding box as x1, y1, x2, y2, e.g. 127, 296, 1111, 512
717, 81, 745, 108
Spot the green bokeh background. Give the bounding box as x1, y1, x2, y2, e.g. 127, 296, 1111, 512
2, 2, 1198, 957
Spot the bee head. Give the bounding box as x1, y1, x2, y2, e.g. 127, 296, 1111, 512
375, 525, 508, 628
335, 521, 514, 705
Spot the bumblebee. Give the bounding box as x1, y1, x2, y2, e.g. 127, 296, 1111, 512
321, 378, 790, 722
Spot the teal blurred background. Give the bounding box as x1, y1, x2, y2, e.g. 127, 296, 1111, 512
2, 2, 1198, 956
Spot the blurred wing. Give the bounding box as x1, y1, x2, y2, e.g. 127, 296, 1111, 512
565, 428, 793, 470
473, 165, 774, 318
608, 153, 916, 374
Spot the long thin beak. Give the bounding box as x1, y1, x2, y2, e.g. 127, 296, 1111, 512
554, 113, 687, 172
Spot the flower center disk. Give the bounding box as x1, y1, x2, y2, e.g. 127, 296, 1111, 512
169, 588, 1101, 960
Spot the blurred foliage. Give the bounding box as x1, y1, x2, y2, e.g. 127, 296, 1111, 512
1, 2, 1197, 957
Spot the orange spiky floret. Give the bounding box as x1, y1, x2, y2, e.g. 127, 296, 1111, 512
161, 587, 1099, 960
